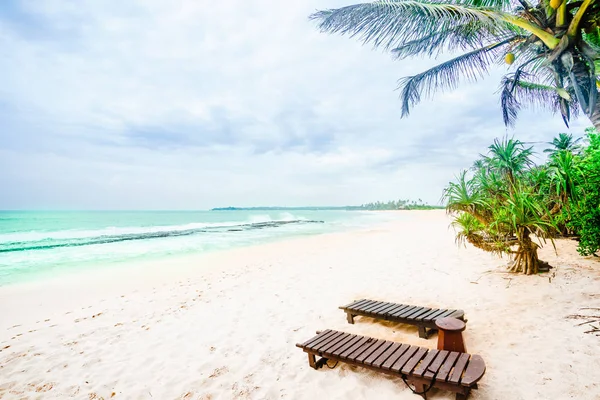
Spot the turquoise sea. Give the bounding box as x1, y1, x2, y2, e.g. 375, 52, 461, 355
0, 210, 392, 286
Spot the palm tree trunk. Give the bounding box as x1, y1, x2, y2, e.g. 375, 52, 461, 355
589, 93, 600, 130
570, 58, 600, 129
508, 230, 540, 275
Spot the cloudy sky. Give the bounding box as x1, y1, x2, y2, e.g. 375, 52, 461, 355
0, 0, 590, 209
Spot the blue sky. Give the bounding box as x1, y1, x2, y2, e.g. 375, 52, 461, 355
0, 0, 590, 209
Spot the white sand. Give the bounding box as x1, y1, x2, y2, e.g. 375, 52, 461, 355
1, 210, 599, 399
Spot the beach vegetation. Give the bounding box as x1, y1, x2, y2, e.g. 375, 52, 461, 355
444, 137, 556, 274
445, 128, 600, 274
568, 128, 600, 255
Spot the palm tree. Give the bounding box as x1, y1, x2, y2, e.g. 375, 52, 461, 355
544, 132, 583, 156
443, 140, 555, 274
310, 0, 600, 128
497, 182, 556, 273
548, 150, 581, 205
483, 137, 534, 185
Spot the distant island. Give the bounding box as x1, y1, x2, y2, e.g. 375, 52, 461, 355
211, 199, 443, 211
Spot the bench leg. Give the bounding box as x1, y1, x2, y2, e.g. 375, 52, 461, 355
418, 326, 428, 339
308, 353, 317, 369
455, 388, 471, 400
346, 312, 355, 324
413, 382, 427, 399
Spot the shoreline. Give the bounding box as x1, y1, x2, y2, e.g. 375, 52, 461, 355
0, 209, 401, 288
0, 212, 405, 288
1, 210, 599, 399
0, 213, 410, 328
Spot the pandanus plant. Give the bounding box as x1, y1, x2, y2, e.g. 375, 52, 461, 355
310, 0, 600, 128
443, 138, 556, 274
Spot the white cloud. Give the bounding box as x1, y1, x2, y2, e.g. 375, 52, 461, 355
0, 0, 591, 209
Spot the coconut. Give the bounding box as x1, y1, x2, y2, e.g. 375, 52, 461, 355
550, 0, 562, 9
505, 53, 515, 65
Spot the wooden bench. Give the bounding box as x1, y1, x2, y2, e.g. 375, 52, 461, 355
341, 299, 466, 338
297, 329, 485, 399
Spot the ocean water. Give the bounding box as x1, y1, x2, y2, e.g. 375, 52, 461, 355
0, 210, 392, 286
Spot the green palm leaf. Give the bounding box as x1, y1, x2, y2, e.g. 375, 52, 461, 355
391, 21, 515, 59
544, 133, 582, 154
500, 74, 581, 127
483, 137, 534, 186
310, 1, 514, 51
398, 37, 518, 116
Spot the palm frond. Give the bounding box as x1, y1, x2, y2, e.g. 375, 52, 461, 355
391, 21, 516, 59
397, 37, 517, 116
500, 184, 556, 238
500, 72, 580, 127
482, 137, 534, 187
544, 132, 582, 154
310, 1, 513, 51
442, 170, 493, 223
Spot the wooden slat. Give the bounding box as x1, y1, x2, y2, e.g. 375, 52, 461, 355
362, 301, 386, 313
422, 309, 448, 322
385, 304, 410, 316
350, 300, 375, 311
307, 331, 346, 352
327, 335, 362, 357
299, 330, 333, 348
355, 300, 378, 312
392, 305, 418, 318
382, 344, 411, 369
368, 302, 395, 314
390, 346, 419, 372
406, 307, 432, 320
399, 306, 425, 319
373, 303, 399, 315
449, 310, 465, 319
370, 342, 403, 367
319, 333, 353, 354
435, 309, 456, 320
348, 299, 375, 311
415, 309, 441, 322
383, 303, 401, 316
383, 303, 408, 315
339, 336, 372, 359
437, 352, 460, 382
460, 355, 486, 386
412, 349, 440, 377
356, 339, 387, 363
341, 299, 367, 310
363, 341, 393, 365
448, 353, 470, 384
347, 338, 380, 361
347, 338, 381, 361
424, 350, 449, 378
400, 347, 428, 374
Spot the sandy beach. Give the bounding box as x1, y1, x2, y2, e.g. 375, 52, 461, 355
1, 210, 599, 399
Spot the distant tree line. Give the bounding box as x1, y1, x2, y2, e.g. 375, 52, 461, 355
359, 199, 442, 211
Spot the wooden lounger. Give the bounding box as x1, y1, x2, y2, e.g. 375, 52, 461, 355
297, 329, 485, 399
340, 299, 466, 338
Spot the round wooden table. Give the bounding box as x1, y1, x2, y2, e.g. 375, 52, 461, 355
435, 317, 467, 353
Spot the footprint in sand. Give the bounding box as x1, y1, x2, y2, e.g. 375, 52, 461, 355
208, 366, 229, 378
